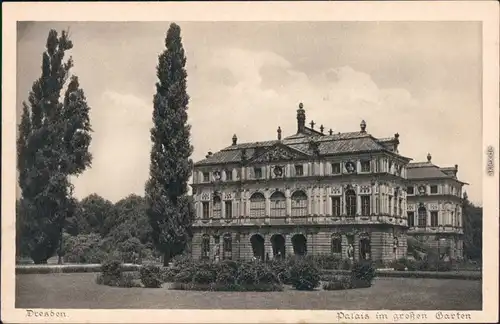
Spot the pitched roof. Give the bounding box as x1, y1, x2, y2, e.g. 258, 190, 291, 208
407, 161, 467, 184
194, 131, 409, 166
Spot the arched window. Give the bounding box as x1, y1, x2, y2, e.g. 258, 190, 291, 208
201, 234, 210, 260
222, 234, 232, 260
418, 207, 427, 227
270, 191, 286, 217
250, 192, 266, 218
345, 189, 357, 216
331, 234, 342, 254
213, 195, 222, 218
291, 191, 308, 217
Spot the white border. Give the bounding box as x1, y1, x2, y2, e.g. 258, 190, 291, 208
2, 1, 499, 323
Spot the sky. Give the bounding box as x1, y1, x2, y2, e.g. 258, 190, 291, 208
16, 21, 482, 205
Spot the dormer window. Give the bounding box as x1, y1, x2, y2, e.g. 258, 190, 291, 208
407, 186, 414, 195
225, 170, 233, 181
254, 167, 262, 179
295, 165, 304, 176
361, 160, 371, 173
331, 162, 341, 174
203, 172, 210, 182
430, 185, 438, 194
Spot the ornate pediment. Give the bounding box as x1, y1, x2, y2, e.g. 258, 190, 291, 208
249, 144, 308, 164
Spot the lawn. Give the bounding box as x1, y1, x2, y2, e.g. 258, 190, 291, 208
16, 273, 481, 310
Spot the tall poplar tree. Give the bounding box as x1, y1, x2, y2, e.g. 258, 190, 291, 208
146, 23, 193, 266
17, 29, 92, 264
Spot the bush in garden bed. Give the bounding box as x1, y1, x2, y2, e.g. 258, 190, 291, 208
96, 272, 141, 288
322, 274, 373, 291
351, 260, 376, 284
170, 282, 283, 292
169, 258, 282, 291
288, 257, 321, 291
139, 264, 163, 288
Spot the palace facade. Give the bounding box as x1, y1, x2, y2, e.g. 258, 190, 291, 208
190, 103, 466, 263
406, 156, 467, 259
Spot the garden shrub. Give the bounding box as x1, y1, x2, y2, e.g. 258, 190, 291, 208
340, 258, 353, 270
214, 260, 239, 285
268, 259, 291, 284
162, 267, 177, 282
139, 264, 163, 288
307, 254, 342, 270
322, 275, 352, 290
63, 233, 109, 264
351, 260, 376, 284
289, 258, 321, 290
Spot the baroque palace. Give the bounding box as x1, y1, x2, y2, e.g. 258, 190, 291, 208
190, 103, 467, 263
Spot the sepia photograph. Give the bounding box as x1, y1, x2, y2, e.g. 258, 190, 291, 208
2, 2, 499, 323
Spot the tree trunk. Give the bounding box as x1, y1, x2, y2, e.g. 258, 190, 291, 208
163, 250, 170, 267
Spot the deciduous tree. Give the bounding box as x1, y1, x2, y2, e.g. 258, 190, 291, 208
17, 29, 92, 264
145, 23, 194, 266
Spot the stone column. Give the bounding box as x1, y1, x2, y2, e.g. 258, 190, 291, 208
326, 188, 332, 216
239, 191, 244, 218
221, 194, 226, 219
319, 187, 325, 216
319, 161, 324, 176
356, 187, 362, 215
265, 235, 273, 261
285, 234, 294, 256
285, 188, 291, 216
265, 190, 270, 217
246, 191, 251, 217
307, 187, 313, 215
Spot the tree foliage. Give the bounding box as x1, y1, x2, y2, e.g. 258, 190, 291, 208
16, 29, 92, 264
462, 193, 482, 261
145, 23, 194, 265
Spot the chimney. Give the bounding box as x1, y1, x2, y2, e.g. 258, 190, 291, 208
232, 134, 237, 146
277, 126, 282, 140
329, 129, 333, 135
297, 102, 306, 133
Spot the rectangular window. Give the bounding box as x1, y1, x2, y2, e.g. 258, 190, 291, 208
225, 201, 232, 219
430, 185, 438, 194
203, 172, 210, 182
407, 212, 415, 227
388, 196, 392, 215
331, 236, 342, 254
254, 167, 262, 179
361, 160, 371, 172
331, 162, 341, 174
223, 236, 232, 260
431, 211, 438, 227
295, 165, 304, 176
202, 202, 210, 219
226, 170, 232, 181
398, 199, 403, 217
375, 197, 380, 214
201, 236, 210, 259
361, 196, 370, 215
407, 186, 414, 195
331, 197, 341, 216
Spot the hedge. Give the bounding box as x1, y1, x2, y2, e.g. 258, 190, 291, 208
320, 269, 482, 281
16, 263, 141, 274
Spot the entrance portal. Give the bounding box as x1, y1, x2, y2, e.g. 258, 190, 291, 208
291, 234, 307, 256
359, 237, 371, 260
271, 234, 285, 259
250, 234, 265, 260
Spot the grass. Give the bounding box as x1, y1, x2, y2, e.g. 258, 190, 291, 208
16, 273, 481, 310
